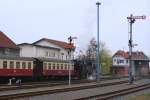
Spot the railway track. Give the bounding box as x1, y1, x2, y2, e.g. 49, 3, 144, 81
0, 77, 129, 92
75, 82, 150, 100
0, 80, 95, 92
0, 79, 130, 100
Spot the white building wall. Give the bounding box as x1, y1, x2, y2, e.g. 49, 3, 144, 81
113, 56, 129, 66
19, 45, 35, 57
19, 40, 75, 60
38, 47, 60, 59
35, 41, 74, 60
19, 45, 60, 59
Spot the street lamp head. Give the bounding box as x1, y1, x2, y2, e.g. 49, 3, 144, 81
96, 2, 101, 5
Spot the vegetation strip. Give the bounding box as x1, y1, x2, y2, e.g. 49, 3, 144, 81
0, 80, 128, 100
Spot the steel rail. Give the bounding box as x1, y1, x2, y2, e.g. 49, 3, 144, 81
75, 83, 150, 100
0, 80, 129, 100
0, 80, 95, 92
0, 77, 129, 92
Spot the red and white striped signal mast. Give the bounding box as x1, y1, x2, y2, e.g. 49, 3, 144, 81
127, 14, 146, 84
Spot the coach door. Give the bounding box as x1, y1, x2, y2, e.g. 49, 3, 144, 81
33, 59, 43, 80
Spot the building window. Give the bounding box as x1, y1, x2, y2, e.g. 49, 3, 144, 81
120, 60, 124, 63
126, 60, 128, 64
117, 59, 124, 64
3, 61, 7, 69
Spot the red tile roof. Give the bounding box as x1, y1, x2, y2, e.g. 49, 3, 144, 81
113, 50, 129, 59
113, 50, 149, 61
128, 52, 149, 60
33, 38, 75, 49
0, 31, 18, 49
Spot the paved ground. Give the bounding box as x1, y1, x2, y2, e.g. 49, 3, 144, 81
4, 78, 150, 100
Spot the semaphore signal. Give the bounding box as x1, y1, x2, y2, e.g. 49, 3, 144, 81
127, 15, 146, 20
127, 14, 146, 84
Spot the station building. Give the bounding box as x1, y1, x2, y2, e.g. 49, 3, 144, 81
0, 31, 19, 57
18, 38, 75, 60
112, 50, 150, 76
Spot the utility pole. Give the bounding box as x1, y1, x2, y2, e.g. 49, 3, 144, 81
127, 14, 146, 84
68, 36, 77, 86
96, 2, 101, 81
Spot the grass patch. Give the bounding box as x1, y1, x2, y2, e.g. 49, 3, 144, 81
129, 93, 150, 100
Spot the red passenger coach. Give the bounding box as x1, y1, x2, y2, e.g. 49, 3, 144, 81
36, 58, 75, 77
0, 57, 76, 81
0, 57, 34, 78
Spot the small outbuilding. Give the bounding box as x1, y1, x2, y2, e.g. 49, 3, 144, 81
112, 50, 149, 77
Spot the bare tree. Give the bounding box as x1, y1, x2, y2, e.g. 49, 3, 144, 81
75, 38, 112, 79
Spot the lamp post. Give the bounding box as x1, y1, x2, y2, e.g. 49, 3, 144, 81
96, 2, 101, 81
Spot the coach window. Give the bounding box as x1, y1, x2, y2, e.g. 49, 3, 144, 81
48, 63, 51, 70
28, 62, 31, 69
72, 64, 74, 70
68, 64, 70, 70
44, 63, 47, 69
3, 61, 7, 69
57, 63, 59, 70
16, 62, 20, 69
10, 61, 14, 69
22, 62, 26, 69
53, 63, 55, 70
65, 64, 67, 70
61, 64, 63, 70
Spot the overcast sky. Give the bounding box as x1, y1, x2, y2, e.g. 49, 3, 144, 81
0, 0, 149, 55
